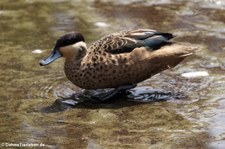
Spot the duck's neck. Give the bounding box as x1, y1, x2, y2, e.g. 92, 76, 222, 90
63, 42, 88, 84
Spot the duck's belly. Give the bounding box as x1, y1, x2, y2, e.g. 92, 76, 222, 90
66, 61, 163, 90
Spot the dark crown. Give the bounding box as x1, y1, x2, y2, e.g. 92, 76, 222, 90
55, 32, 85, 48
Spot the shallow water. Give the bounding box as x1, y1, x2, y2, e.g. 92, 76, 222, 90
0, 0, 225, 148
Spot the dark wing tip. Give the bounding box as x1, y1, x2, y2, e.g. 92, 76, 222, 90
156, 32, 174, 40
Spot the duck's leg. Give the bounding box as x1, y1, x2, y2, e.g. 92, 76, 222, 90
83, 84, 137, 102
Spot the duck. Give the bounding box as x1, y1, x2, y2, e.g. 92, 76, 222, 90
40, 29, 195, 101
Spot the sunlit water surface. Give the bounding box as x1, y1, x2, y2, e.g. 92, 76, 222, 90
0, 0, 225, 148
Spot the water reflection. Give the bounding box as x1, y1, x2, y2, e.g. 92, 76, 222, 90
0, 0, 225, 148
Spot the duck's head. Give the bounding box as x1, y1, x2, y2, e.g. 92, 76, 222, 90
40, 32, 86, 66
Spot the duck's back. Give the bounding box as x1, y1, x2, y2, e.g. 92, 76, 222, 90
88, 29, 174, 54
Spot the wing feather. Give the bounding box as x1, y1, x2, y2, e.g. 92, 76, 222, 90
88, 29, 174, 54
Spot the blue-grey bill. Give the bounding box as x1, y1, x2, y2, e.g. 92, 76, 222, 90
40, 50, 62, 66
